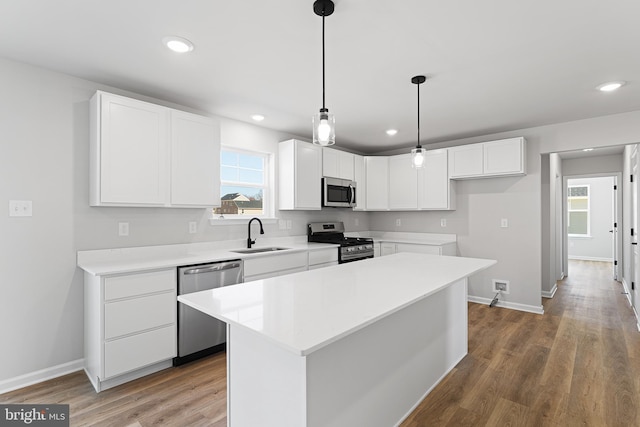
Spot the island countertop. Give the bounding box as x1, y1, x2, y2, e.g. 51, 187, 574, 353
178, 252, 496, 356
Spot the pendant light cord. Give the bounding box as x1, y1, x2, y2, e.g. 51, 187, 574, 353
416, 81, 421, 149
322, 13, 326, 110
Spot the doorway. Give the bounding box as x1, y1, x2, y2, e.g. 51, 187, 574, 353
564, 175, 620, 280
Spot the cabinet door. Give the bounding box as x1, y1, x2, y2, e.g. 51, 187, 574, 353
97, 92, 169, 205
448, 144, 483, 178
353, 154, 366, 210
323, 148, 354, 180
279, 140, 321, 210
365, 156, 389, 210
170, 110, 220, 207
419, 149, 453, 210
380, 242, 396, 256
389, 154, 418, 209
483, 137, 525, 176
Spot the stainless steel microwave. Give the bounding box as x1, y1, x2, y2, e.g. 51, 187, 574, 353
322, 177, 356, 207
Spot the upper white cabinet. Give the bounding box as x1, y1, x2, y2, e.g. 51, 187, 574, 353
449, 137, 526, 179
170, 110, 220, 207
365, 156, 389, 210
322, 148, 354, 180
389, 154, 418, 210
419, 149, 456, 210
279, 139, 322, 210
353, 154, 366, 211
90, 91, 220, 208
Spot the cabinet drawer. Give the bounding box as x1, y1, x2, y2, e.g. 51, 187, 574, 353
104, 292, 175, 339
396, 243, 441, 255
308, 248, 338, 266
104, 325, 176, 379
244, 252, 307, 277
104, 269, 175, 301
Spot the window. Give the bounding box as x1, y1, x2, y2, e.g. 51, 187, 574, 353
214, 148, 271, 218
567, 185, 590, 236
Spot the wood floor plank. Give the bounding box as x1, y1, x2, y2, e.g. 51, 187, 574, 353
1, 260, 639, 427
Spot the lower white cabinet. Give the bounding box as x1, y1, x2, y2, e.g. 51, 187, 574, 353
84, 268, 177, 392
244, 251, 308, 282
308, 247, 339, 270
379, 241, 457, 257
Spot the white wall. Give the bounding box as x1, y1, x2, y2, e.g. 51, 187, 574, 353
566, 177, 614, 261
0, 57, 370, 386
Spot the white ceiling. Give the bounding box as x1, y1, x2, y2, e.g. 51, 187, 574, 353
1, 0, 639, 154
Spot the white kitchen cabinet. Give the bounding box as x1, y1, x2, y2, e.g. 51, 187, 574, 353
170, 110, 220, 207
90, 91, 221, 208
365, 156, 389, 210
244, 251, 308, 281
378, 241, 457, 257
353, 154, 366, 211
449, 137, 526, 179
418, 149, 456, 210
84, 268, 177, 392
307, 247, 339, 270
279, 139, 322, 210
389, 154, 418, 209
322, 147, 354, 180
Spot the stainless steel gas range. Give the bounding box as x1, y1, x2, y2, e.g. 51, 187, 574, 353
307, 222, 374, 263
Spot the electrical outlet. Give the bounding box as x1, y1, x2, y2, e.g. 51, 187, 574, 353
440, 218, 447, 227
501, 218, 508, 228
279, 219, 287, 230
492, 279, 510, 294
9, 200, 32, 217
354, 218, 359, 226
286, 220, 292, 229
189, 221, 197, 234
396, 219, 402, 227
118, 222, 129, 237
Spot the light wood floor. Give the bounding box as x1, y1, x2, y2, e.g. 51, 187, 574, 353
2, 260, 639, 426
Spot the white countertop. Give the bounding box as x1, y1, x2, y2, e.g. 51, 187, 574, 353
77, 238, 338, 276
178, 253, 495, 356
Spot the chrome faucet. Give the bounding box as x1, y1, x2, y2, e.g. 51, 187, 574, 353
247, 217, 264, 248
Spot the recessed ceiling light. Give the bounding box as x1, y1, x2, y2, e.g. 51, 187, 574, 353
251, 114, 265, 122
386, 129, 398, 136
597, 81, 625, 92
162, 36, 194, 53
583, 148, 594, 152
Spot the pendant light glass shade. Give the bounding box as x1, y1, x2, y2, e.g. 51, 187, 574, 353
411, 147, 425, 168
410, 75, 427, 169
312, 0, 335, 146
313, 108, 335, 146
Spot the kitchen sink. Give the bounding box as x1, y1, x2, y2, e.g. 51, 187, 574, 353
230, 247, 290, 254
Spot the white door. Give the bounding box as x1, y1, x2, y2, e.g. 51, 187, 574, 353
632, 148, 640, 312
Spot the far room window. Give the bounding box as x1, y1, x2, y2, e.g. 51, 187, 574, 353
214, 148, 270, 217
567, 185, 590, 236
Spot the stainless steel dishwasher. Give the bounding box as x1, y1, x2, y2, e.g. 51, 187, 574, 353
174, 259, 243, 365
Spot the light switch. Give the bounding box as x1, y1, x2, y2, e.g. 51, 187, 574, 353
9, 200, 32, 217
501, 218, 508, 228
440, 219, 447, 227
189, 221, 197, 234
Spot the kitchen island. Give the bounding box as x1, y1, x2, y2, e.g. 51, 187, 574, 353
178, 252, 495, 427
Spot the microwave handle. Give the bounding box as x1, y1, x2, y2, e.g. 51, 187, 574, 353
349, 185, 355, 205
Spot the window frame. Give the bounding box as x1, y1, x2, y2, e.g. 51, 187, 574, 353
567, 184, 591, 237
211, 146, 275, 222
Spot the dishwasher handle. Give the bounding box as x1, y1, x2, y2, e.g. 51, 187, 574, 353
182, 262, 242, 275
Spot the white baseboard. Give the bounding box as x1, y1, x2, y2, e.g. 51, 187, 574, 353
468, 295, 544, 315
568, 256, 613, 262
542, 284, 557, 299
0, 359, 84, 395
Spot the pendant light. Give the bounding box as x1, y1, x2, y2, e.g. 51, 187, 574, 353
410, 75, 426, 168
312, 0, 335, 146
